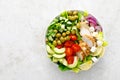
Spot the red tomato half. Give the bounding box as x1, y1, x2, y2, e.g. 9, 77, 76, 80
66, 56, 74, 64
64, 41, 74, 47
69, 34, 77, 41
65, 47, 73, 56
72, 44, 81, 53
56, 44, 63, 49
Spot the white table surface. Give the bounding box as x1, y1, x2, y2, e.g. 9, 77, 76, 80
0, 0, 120, 80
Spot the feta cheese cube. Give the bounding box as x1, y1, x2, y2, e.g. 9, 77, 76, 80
90, 46, 97, 52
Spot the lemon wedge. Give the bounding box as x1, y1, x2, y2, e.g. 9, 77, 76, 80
79, 60, 92, 70
99, 47, 105, 58
91, 46, 104, 56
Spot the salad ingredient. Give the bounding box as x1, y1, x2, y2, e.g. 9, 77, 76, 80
72, 44, 81, 53
92, 57, 98, 63
70, 34, 77, 41
99, 47, 105, 58
65, 36, 70, 41
53, 53, 66, 58
56, 33, 61, 38
46, 45, 55, 55
90, 46, 97, 53
76, 51, 85, 60
79, 60, 92, 70
62, 32, 66, 37
102, 41, 108, 47
66, 56, 74, 64
56, 44, 63, 49
71, 30, 76, 34
66, 31, 70, 34
65, 47, 73, 56
54, 47, 65, 54
64, 40, 74, 47
97, 40, 103, 46
57, 40, 62, 45
91, 46, 104, 56
67, 56, 78, 68
53, 40, 57, 46
58, 63, 70, 71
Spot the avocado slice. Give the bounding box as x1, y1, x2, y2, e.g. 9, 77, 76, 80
67, 56, 78, 68
53, 53, 66, 58
54, 48, 65, 54
46, 45, 55, 55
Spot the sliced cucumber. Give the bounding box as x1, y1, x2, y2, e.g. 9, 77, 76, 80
53, 53, 66, 58
46, 45, 55, 55
68, 56, 78, 68
54, 48, 65, 54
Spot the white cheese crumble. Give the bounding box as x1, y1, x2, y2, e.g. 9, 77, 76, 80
92, 32, 98, 37
90, 46, 97, 52
89, 27, 95, 32
97, 40, 103, 46
92, 57, 98, 63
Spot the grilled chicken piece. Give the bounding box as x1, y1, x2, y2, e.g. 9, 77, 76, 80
82, 35, 96, 47
76, 51, 85, 60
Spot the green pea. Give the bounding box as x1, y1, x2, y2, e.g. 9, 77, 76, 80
56, 33, 61, 38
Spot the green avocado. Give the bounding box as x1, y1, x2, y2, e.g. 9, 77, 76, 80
54, 47, 65, 54
46, 45, 55, 55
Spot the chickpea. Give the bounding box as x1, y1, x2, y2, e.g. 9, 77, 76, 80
56, 33, 61, 38
57, 40, 62, 45
66, 31, 70, 35
73, 10, 78, 15
53, 40, 57, 46
67, 10, 73, 16
76, 22, 81, 29
60, 37, 65, 43
71, 30, 76, 34
62, 32, 66, 37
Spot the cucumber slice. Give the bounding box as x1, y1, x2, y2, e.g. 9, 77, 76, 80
53, 53, 66, 58
68, 56, 78, 68
46, 45, 55, 55
54, 48, 65, 54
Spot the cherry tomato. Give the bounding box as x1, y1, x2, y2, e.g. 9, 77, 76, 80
66, 56, 74, 64
69, 34, 77, 41
65, 47, 73, 56
64, 41, 74, 47
56, 44, 63, 49
72, 44, 81, 53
